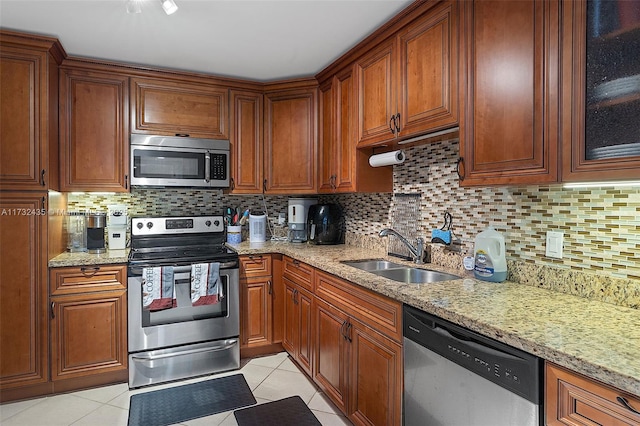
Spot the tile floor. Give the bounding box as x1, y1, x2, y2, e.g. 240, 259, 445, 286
0, 352, 352, 426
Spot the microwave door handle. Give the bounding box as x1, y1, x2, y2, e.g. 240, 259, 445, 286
205, 152, 211, 183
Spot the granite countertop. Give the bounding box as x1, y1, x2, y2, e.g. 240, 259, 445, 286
49, 249, 129, 267
230, 240, 640, 397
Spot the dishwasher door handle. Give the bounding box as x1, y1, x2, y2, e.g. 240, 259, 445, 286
432, 325, 522, 362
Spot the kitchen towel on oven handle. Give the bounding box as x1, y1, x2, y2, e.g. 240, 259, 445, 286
142, 266, 176, 311
191, 262, 224, 306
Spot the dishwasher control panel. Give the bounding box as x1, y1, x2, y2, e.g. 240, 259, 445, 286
403, 304, 542, 404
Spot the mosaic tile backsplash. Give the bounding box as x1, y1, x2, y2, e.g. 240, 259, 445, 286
68, 138, 640, 307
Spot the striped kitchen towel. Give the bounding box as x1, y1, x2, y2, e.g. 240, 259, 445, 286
191, 262, 224, 306
142, 266, 176, 311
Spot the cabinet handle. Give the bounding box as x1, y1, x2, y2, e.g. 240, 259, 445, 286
267, 280, 272, 295
50, 302, 55, 319
42, 196, 46, 210
175, 133, 189, 137
293, 288, 298, 304
330, 174, 337, 190
389, 115, 396, 135
263, 179, 267, 193
292, 259, 300, 267
41, 169, 46, 186
617, 396, 640, 415
125, 174, 129, 189
80, 266, 100, 276
394, 113, 401, 134
340, 320, 348, 340
456, 157, 465, 181
248, 254, 263, 261
346, 322, 352, 342
230, 177, 235, 191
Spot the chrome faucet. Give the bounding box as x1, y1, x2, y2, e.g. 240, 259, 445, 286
379, 228, 424, 264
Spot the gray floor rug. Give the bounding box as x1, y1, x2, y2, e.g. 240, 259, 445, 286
128, 374, 256, 426
234, 395, 321, 426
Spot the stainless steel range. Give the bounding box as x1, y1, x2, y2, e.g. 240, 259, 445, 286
127, 215, 240, 388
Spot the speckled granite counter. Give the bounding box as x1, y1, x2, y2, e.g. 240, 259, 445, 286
229, 241, 640, 397
49, 250, 129, 267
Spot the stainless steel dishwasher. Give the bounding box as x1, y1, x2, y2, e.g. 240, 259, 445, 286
403, 305, 543, 426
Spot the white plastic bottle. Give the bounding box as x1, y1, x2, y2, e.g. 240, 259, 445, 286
473, 226, 507, 282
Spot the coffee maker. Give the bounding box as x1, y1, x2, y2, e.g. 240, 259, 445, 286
107, 205, 127, 251
287, 198, 316, 242
86, 212, 107, 254
307, 204, 344, 245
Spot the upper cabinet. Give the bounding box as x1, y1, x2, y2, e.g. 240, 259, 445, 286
562, 0, 640, 181
318, 67, 392, 193
458, 0, 561, 186
356, 0, 459, 148
59, 67, 129, 192
229, 90, 263, 194
0, 31, 64, 191
131, 77, 229, 139
264, 86, 317, 194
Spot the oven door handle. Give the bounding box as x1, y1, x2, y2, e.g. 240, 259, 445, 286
130, 339, 238, 361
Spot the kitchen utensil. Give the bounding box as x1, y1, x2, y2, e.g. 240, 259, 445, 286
431, 212, 452, 245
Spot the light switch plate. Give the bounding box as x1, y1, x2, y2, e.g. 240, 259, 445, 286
545, 231, 564, 259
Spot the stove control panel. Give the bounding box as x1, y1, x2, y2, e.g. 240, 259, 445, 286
132, 216, 225, 235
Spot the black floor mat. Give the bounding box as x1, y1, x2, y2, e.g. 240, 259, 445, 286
128, 374, 256, 426
234, 395, 321, 426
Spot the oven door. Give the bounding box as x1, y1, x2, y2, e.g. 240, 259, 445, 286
127, 262, 239, 353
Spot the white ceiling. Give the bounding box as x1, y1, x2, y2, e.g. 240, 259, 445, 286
0, 0, 413, 82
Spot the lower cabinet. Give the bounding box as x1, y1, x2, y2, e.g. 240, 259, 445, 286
283, 277, 313, 376
49, 265, 128, 391
546, 362, 640, 426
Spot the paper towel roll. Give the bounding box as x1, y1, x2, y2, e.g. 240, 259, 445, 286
369, 150, 405, 167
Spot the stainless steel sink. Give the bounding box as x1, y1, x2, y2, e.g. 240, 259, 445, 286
341, 259, 407, 271
372, 268, 460, 284
341, 259, 460, 284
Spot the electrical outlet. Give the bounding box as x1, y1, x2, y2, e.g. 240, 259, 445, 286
545, 231, 564, 259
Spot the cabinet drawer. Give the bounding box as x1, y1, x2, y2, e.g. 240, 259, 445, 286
546, 362, 640, 426
314, 269, 401, 342
50, 265, 127, 296
283, 256, 314, 291
240, 255, 272, 278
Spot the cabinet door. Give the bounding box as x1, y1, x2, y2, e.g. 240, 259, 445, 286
348, 319, 402, 426
459, 0, 560, 185
313, 297, 349, 414
282, 280, 297, 355
264, 89, 317, 194
356, 38, 397, 147
240, 276, 272, 348
230, 90, 263, 193
0, 46, 57, 190
131, 77, 228, 139
59, 68, 129, 192
318, 80, 336, 192
398, 0, 459, 137
50, 290, 128, 381
296, 286, 313, 376
561, 0, 640, 181
0, 193, 48, 394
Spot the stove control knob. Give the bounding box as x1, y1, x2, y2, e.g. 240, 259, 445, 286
205, 220, 212, 227
146, 222, 153, 229
136, 222, 143, 229
213, 220, 220, 227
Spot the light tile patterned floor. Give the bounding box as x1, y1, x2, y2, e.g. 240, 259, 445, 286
0, 352, 351, 426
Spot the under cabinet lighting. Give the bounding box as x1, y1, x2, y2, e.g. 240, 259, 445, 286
161, 0, 178, 15
563, 181, 640, 189
397, 126, 459, 145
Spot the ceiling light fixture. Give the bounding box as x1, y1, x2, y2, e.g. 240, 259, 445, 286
126, 0, 142, 14
161, 0, 178, 15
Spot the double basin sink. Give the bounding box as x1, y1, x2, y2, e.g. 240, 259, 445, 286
342, 259, 460, 284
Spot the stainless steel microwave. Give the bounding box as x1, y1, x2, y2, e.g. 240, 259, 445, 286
130, 135, 230, 188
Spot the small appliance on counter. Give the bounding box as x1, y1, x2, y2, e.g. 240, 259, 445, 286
66, 212, 87, 252
107, 205, 127, 251
86, 212, 107, 254
249, 213, 267, 243
288, 198, 317, 242
307, 204, 344, 245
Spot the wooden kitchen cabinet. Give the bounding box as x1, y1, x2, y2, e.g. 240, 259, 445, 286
356, 0, 459, 148
0, 31, 64, 191
130, 77, 228, 139
229, 90, 263, 194
318, 67, 392, 193
313, 270, 402, 426
561, 0, 640, 181
546, 362, 640, 426
239, 254, 281, 357
458, 0, 561, 185
0, 193, 50, 401
264, 87, 317, 194
49, 265, 128, 391
59, 67, 129, 192
283, 278, 314, 376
